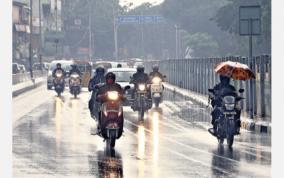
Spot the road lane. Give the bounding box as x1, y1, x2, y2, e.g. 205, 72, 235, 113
13, 88, 271, 178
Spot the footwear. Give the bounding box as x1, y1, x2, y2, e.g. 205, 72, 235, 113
235, 128, 240, 135
208, 128, 217, 136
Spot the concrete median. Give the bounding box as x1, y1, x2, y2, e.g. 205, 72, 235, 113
12, 77, 46, 97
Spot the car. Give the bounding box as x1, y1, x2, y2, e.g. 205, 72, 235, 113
47, 60, 73, 90
18, 64, 26, 73
106, 67, 136, 106
12, 63, 21, 74
33, 62, 50, 71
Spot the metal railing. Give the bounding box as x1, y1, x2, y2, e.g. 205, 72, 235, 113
12, 70, 47, 85
144, 55, 271, 121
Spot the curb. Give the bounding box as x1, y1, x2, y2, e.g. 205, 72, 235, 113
12, 79, 45, 97
164, 83, 271, 134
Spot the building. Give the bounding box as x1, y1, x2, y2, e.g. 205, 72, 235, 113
12, 0, 30, 65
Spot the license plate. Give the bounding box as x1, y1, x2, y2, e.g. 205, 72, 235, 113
153, 93, 160, 97
151, 84, 162, 92
223, 111, 236, 115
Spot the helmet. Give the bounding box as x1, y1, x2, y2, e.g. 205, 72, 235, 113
56, 63, 61, 68
96, 66, 105, 74
105, 72, 116, 84
71, 64, 77, 69
220, 75, 230, 85
136, 65, 145, 73
152, 64, 159, 72
117, 64, 122, 68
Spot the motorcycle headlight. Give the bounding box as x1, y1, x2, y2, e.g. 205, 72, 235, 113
152, 77, 161, 84
56, 73, 63, 78
71, 73, 79, 78
107, 91, 119, 100
225, 104, 235, 110
223, 96, 236, 110
138, 84, 146, 91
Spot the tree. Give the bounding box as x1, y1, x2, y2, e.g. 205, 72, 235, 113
214, 0, 271, 55
184, 32, 219, 57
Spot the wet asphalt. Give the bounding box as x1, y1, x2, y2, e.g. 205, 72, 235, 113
13, 85, 271, 178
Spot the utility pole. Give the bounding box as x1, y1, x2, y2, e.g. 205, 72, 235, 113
175, 24, 178, 59
38, 0, 43, 72
113, 5, 118, 61
55, 0, 58, 57
29, 0, 34, 80
88, 0, 92, 61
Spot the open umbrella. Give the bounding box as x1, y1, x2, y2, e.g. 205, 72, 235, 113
215, 61, 255, 80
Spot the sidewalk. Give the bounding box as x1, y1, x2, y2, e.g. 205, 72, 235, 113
12, 77, 45, 97
164, 82, 271, 134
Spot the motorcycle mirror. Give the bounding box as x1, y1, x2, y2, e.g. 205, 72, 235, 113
239, 89, 245, 93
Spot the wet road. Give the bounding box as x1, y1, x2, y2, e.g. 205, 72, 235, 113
13, 85, 271, 178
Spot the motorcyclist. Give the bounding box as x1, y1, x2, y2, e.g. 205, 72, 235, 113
130, 65, 150, 93
52, 63, 66, 78
96, 72, 124, 129
149, 64, 165, 82
210, 75, 241, 135
130, 65, 151, 109
69, 64, 82, 76
88, 66, 105, 117
69, 64, 82, 84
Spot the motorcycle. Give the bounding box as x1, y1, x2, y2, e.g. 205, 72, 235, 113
208, 88, 244, 147
150, 76, 165, 107
69, 73, 81, 98
133, 83, 152, 122
53, 70, 65, 97
97, 86, 130, 149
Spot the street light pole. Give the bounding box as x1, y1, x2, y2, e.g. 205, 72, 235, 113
113, 7, 118, 61
38, 0, 43, 72
175, 24, 178, 59
55, 0, 58, 57
29, 0, 34, 80
88, 0, 92, 61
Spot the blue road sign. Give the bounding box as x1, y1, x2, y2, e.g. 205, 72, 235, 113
116, 15, 164, 24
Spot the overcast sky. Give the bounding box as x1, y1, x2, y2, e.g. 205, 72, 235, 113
119, 0, 164, 8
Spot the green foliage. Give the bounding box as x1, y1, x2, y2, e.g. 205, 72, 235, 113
214, 0, 271, 55
184, 32, 219, 57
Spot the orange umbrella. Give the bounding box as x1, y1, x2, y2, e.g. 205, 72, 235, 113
215, 61, 255, 80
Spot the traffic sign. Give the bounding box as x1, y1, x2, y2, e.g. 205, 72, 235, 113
116, 15, 164, 24
239, 6, 261, 36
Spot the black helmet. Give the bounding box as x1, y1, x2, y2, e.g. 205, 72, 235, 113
105, 72, 116, 84
152, 64, 159, 72
96, 66, 105, 74
220, 75, 230, 85
56, 63, 61, 68
71, 64, 77, 69
117, 64, 122, 68
137, 65, 144, 73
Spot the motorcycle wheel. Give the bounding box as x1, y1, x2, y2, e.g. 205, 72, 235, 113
74, 93, 77, 99
154, 99, 159, 108
57, 91, 61, 97
218, 138, 224, 144
138, 109, 144, 121
106, 138, 116, 149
